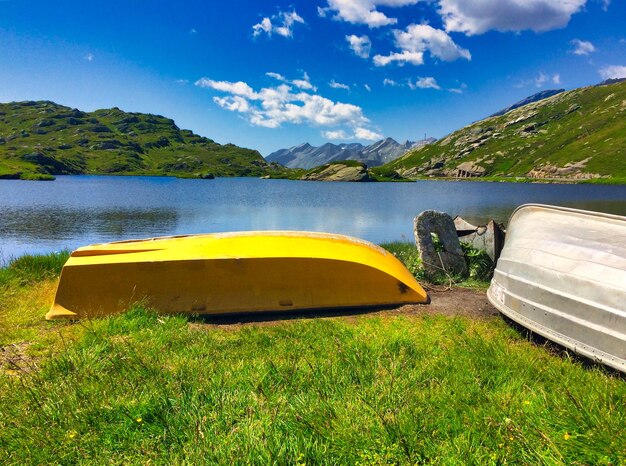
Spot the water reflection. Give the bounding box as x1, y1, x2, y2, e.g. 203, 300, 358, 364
0, 175, 625, 259
0, 207, 178, 241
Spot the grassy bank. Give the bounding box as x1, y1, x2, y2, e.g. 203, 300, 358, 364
1, 252, 625, 464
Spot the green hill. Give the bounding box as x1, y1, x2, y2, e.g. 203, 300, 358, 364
0, 101, 286, 180
376, 80, 626, 183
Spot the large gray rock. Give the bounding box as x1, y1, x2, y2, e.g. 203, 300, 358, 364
414, 210, 468, 279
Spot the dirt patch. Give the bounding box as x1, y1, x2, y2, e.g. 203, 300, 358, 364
0, 342, 38, 375
189, 287, 498, 330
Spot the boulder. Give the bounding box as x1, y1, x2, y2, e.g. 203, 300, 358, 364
301, 163, 373, 182
414, 210, 468, 279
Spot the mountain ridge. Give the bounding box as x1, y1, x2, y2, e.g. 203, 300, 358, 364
376, 80, 626, 183
267, 137, 435, 169
0, 100, 285, 180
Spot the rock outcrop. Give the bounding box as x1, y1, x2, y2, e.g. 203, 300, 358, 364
414, 210, 468, 279
300, 162, 374, 182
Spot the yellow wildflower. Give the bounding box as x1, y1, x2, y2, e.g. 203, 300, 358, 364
564, 432, 571, 440
136, 417, 143, 423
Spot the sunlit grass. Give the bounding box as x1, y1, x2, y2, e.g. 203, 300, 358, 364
0, 253, 624, 464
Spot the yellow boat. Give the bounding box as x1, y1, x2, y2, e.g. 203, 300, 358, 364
46, 231, 429, 320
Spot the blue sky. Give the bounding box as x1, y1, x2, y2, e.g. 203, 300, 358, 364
1, 0, 625, 155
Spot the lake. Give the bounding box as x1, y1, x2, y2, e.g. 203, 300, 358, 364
1, 175, 625, 260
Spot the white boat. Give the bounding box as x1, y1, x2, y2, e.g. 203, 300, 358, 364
487, 204, 626, 373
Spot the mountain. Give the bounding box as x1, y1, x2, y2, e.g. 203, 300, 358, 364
266, 137, 435, 169
0, 101, 285, 180
490, 89, 564, 117
379, 80, 626, 183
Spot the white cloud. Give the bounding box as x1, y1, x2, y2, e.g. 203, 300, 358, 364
195, 78, 258, 99
196, 75, 381, 137
319, 0, 419, 28
266, 71, 317, 91
355, 127, 383, 140
292, 72, 317, 91
253, 10, 305, 38
329, 79, 350, 90
383, 78, 399, 86
570, 39, 595, 56
364, 83, 372, 92
373, 24, 470, 66
346, 34, 372, 58
175, 79, 189, 85
323, 129, 350, 139
447, 82, 467, 94
534, 72, 548, 87
408, 77, 441, 90
599, 65, 626, 80
439, 0, 587, 35
374, 51, 424, 66
266, 72, 286, 82
189, 28, 197, 35
518, 72, 562, 88
84, 53, 94, 62
213, 96, 251, 113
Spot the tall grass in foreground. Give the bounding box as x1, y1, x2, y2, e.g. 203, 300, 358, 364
1, 307, 624, 464
0, 250, 70, 286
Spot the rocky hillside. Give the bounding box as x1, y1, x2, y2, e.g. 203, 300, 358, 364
0, 101, 285, 180
381, 80, 626, 182
490, 89, 564, 117
267, 137, 434, 169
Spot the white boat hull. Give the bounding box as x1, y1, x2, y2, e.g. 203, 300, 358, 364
487, 204, 626, 373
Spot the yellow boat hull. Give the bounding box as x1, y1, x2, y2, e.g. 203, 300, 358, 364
47, 231, 429, 320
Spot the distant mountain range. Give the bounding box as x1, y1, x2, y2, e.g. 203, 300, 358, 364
490, 89, 565, 117
266, 137, 436, 169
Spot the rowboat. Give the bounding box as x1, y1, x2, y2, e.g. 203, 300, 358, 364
487, 204, 626, 373
454, 216, 506, 263
47, 231, 429, 320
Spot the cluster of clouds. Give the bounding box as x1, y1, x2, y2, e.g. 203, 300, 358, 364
195, 73, 382, 140
253, 10, 305, 38
197, 0, 619, 141
320, 0, 588, 32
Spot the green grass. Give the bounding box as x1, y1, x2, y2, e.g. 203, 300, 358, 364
0, 251, 70, 286
1, 254, 625, 464
0, 101, 291, 179
380, 241, 494, 288
378, 80, 626, 184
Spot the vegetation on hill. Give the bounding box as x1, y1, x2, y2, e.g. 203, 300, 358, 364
1, 252, 624, 464
0, 101, 288, 180
374, 80, 626, 184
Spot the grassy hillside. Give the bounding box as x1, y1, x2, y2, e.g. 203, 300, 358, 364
376, 80, 626, 183
1, 253, 625, 464
0, 101, 287, 180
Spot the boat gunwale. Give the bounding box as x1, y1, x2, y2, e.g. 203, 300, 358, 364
72, 230, 395, 258
509, 203, 626, 224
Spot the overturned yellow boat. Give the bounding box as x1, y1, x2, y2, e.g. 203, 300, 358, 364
47, 231, 429, 320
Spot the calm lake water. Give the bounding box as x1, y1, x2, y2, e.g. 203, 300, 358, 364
1, 175, 625, 260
